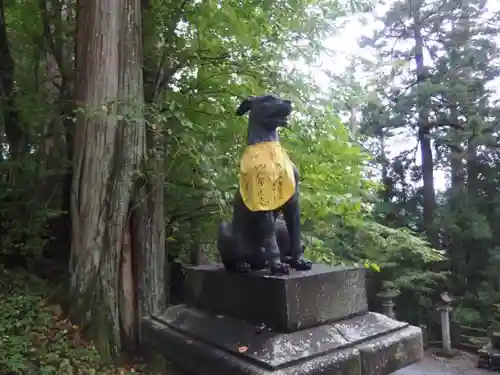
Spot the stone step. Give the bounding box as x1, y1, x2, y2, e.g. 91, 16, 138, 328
141, 305, 423, 375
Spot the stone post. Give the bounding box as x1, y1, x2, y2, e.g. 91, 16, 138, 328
438, 305, 453, 353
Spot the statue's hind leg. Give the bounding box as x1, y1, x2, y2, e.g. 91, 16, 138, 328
217, 221, 251, 273
228, 192, 254, 273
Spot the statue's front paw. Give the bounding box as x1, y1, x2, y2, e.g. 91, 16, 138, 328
289, 257, 312, 271
270, 262, 291, 276
234, 262, 251, 273
250, 259, 267, 270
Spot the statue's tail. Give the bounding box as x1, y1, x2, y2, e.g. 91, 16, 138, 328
217, 221, 237, 269
218, 221, 232, 239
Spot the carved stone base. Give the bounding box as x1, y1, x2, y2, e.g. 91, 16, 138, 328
141, 305, 423, 375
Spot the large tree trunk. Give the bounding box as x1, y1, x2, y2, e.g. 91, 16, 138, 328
466, 139, 478, 199
0, 0, 27, 160
70, 0, 164, 353
448, 101, 466, 202
414, 17, 437, 247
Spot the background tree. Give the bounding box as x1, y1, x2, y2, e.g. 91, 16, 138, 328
356, 0, 500, 329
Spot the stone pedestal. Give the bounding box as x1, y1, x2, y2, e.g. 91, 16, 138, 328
185, 264, 368, 332
141, 264, 423, 375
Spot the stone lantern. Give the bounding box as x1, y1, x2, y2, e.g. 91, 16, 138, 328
377, 286, 400, 319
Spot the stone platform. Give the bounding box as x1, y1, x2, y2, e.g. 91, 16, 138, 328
141, 264, 423, 375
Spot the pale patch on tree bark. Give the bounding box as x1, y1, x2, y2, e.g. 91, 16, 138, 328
133, 147, 166, 327
71, 0, 164, 352
120, 218, 136, 348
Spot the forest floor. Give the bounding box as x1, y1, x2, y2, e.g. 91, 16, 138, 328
0, 266, 146, 375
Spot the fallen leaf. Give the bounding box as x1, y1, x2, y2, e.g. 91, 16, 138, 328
238, 346, 248, 353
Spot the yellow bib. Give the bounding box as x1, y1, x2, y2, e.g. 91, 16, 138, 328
239, 141, 296, 212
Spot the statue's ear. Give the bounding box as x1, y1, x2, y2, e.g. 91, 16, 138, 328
236, 97, 254, 116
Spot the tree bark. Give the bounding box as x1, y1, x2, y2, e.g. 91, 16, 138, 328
133, 147, 166, 330
0, 0, 28, 160
70, 0, 164, 353
466, 139, 478, 200
449, 105, 464, 194
414, 17, 437, 247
